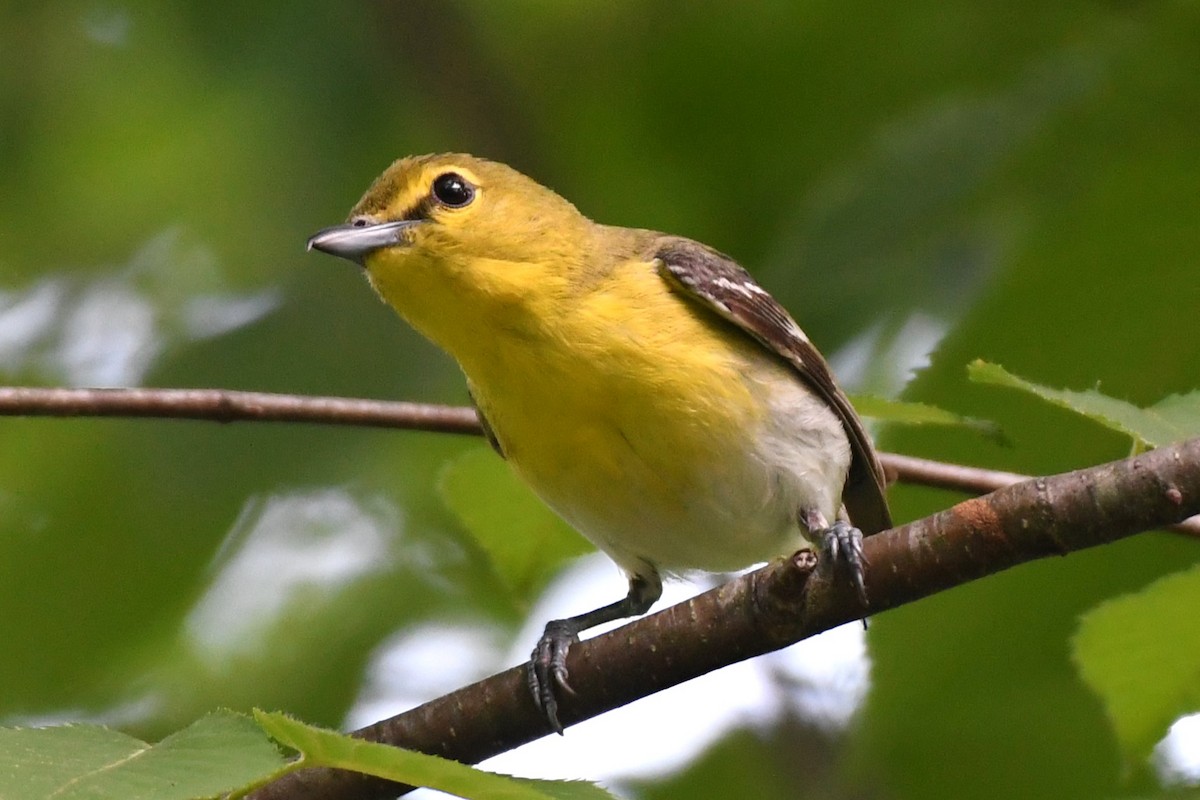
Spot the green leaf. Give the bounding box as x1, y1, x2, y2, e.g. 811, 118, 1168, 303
0, 710, 288, 800
968, 360, 1200, 448
1072, 563, 1200, 765
850, 394, 1005, 442
1146, 392, 1200, 443
255, 710, 613, 800
438, 446, 591, 604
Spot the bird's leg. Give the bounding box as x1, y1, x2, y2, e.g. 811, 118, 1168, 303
529, 571, 662, 734
801, 507, 868, 607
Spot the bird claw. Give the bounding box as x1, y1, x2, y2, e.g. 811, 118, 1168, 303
528, 621, 578, 735
524, 574, 662, 735
821, 519, 869, 607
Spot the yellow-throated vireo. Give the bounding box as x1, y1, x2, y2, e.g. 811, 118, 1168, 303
308, 154, 892, 733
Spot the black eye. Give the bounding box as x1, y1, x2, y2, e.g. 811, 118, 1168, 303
432, 172, 475, 208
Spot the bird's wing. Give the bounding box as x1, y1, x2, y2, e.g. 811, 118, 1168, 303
653, 236, 892, 535
468, 382, 506, 459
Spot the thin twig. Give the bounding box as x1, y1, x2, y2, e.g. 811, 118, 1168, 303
878, 451, 1029, 492
2, 385, 1196, 536
0, 386, 478, 433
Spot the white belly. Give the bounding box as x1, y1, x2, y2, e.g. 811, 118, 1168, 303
521, 358, 852, 578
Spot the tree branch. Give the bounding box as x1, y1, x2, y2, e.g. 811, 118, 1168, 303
3, 386, 1196, 536
0, 385, 479, 433
248, 438, 1200, 800
6, 386, 1199, 793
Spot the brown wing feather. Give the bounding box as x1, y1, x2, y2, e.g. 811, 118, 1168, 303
653, 237, 891, 535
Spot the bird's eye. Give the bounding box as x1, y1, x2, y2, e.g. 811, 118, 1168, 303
432, 173, 475, 208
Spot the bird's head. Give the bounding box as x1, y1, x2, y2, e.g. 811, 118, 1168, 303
309, 153, 591, 275
308, 154, 600, 349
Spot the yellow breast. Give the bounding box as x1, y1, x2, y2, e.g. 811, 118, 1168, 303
475, 261, 763, 519
366, 245, 820, 574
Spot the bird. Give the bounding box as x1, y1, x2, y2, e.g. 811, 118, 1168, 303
307, 153, 891, 734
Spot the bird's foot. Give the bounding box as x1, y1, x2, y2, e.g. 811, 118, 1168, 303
525, 574, 662, 734
821, 518, 868, 607
528, 620, 579, 735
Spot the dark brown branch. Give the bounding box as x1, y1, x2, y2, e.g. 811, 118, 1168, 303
249, 438, 1200, 800
879, 451, 1200, 538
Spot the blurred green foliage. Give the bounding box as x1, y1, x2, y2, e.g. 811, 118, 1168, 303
2, 2, 1200, 799
1074, 562, 1200, 770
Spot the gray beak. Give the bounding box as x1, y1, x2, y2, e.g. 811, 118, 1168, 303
306, 219, 423, 266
